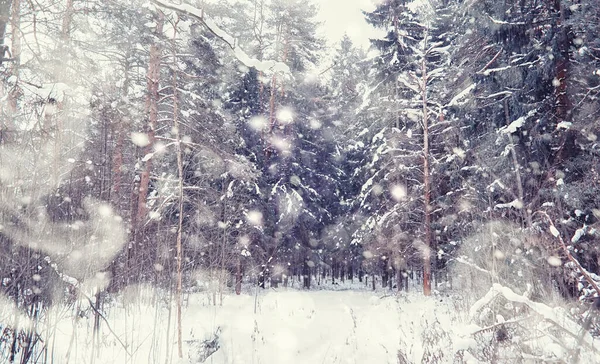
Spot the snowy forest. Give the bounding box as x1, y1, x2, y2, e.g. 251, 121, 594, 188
0, 0, 600, 362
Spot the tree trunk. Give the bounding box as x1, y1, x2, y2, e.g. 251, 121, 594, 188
219, 179, 227, 305
266, 74, 277, 158
0, 0, 12, 66
171, 18, 184, 359
397, 270, 403, 292
552, 0, 575, 163
61, 0, 74, 41
332, 259, 336, 284
132, 12, 164, 266
553, 0, 570, 124
302, 260, 310, 289
235, 258, 242, 295
422, 37, 432, 297
258, 265, 266, 289
0, 0, 12, 145
7, 0, 19, 113
382, 261, 388, 289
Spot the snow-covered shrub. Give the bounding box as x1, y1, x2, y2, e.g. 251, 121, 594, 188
454, 284, 600, 363
420, 318, 453, 363
186, 327, 221, 363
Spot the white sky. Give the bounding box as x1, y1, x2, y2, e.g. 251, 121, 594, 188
315, 0, 380, 50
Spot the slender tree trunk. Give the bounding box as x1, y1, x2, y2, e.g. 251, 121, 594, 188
279, 28, 289, 97
171, 17, 184, 359
132, 12, 164, 269
332, 259, 336, 284
267, 75, 276, 133
7, 0, 19, 113
111, 55, 130, 212
553, 0, 570, 123
0, 0, 12, 146
61, 0, 73, 41
302, 260, 310, 289
552, 0, 575, 163
503, 99, 532, 228
381, 260, 388, 288
137, 18, 163, 221
219, 179, 227, 305
235, 258, 242, 295
0, 0, 12, 66
164, 287, 173, 364
422, 40, 432, 297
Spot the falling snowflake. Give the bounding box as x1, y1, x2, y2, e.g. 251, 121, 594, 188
131, 132, 151, 147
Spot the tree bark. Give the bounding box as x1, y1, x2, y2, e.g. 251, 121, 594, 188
302, 260, 310, 289
171, 17, 184, 359
7, 0, 19, 113
0, 0, 13, 66
132, 12, 164, 265
552, 0, 575, 162
61, 0, 74, 41
137, 30, 162, 221
422, 38, 432, 297
235, 258, 242, 295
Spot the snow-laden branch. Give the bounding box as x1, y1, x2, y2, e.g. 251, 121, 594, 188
453, 256, 492, 276
488, 15, 526, 26
498, 110, 536, 134
470, 283, 600, 353
446, 83, 475, 107
151, 0, 291, 77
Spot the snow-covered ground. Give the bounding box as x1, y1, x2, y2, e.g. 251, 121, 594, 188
25, 286, 457, 364
5, 283, 600, 364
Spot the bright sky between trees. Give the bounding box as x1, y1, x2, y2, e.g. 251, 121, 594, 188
314, 0, 381, 50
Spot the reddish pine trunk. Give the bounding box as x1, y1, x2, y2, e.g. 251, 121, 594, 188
111, 124, 124, 198
135, 15, 163, 224
131, 13, 164, 268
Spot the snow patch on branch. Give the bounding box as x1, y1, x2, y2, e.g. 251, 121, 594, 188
152, 0, 291, 77
498, 110, 536, 134
446, 83, 475, 107
571, 226, 588, 243
494, 199, 523, 210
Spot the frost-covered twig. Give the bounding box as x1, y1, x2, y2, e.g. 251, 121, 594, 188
476, 47, 503, 75
453, 256, 492, 275
151, 0, 291, 77
82, 294, 132, 357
